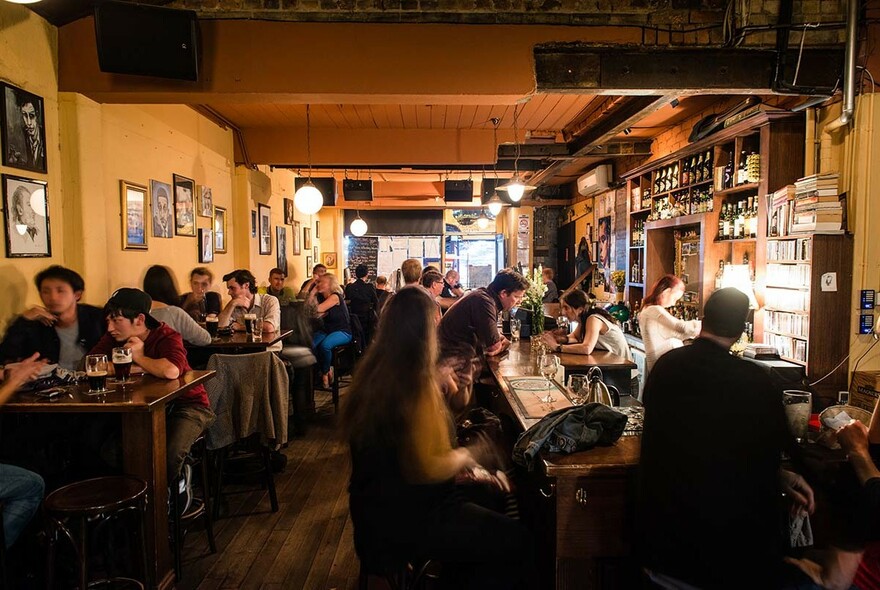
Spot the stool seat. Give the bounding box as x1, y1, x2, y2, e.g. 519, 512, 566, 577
280, 345, 317, 369
45, 476, 147, 515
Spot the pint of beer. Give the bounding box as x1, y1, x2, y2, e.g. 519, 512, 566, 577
244, 313, 257, 335
206, 315, 219, 338
112, 347, 133, 382
85, 354, 109, 393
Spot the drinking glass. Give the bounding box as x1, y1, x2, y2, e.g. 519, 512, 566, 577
243, 313, 257, 335
556, 316, 571, 335
111, 347, 133, 382
567, 374, 588, 403
252, 315, 264, 341
85, 354, 109, 393
539, 354, 560, 404
783, 390, 812, 443
205, 315, 219, 339
510, 318, 521, 342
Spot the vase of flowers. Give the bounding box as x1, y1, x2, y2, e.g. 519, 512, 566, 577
611, 270, 626, 302
523, 266, 547, 339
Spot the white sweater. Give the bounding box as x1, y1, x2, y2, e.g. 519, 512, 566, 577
151, 305, 213, 346
639, 305, 701, 376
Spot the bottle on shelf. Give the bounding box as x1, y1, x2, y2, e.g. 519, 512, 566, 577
703, 150, 712, 181
714, 260, 725, 291
723, 153, 734, 189
672, 163, 679, 190
737, 150, 748, 185
631, 259, 640, 283
746, 152, 761, 184
693, 153, 703, 183
726, 203, 736, 239
718, 202, 727, 240
735, 201, 745, 239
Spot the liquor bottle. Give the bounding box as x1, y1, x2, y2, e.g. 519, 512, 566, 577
737, 150, 748, 185
746, 196, 756, 237
682, 158, 690, 186
725, 204, 736, 239
734, 201, 743, 238
746, 152, 761, 183
723, 155, 733, 189
719, 203, 728, 240
692, 153, 702, 183
672, 164, 679, 189
703, 150, 712, 180
706, 186, 714, 212
714, 260, 725, 291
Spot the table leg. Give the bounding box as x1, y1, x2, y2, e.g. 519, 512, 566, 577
122, 408, 174, 590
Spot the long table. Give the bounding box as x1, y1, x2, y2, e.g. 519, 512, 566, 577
486, 341, 641, 589
2, 370, 215, 590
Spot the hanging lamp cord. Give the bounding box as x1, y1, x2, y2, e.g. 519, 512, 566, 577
512, 103, 520, 177
306, 104, 312, 180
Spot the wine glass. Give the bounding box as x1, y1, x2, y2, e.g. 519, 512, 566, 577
556, 315, 570, 335
567, 374, 588, 404
539, 354, 560, 404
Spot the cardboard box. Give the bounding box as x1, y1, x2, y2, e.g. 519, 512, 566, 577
850, 371, 880, 413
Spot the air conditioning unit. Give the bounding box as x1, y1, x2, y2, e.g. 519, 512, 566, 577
576, 165, 612, 197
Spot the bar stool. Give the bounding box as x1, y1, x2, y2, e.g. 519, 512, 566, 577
44, 475, 149, 590
170, 435, 216, 581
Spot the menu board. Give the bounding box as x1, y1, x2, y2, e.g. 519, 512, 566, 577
346, 236, 379, 281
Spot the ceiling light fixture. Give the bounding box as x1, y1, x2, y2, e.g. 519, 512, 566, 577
350, 210, 368, 236
486, 119, 505, 216
496, 102, 535, 203
623, 127, 632, 135
487, 195, 503, 216
5, 0, 42, 4
476, 210, 490, 230
293, 104, 323, 215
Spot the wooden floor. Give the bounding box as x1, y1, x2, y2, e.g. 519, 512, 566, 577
179, 391, 362, 590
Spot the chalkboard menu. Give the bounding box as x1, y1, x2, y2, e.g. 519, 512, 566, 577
347, 236, 379, 281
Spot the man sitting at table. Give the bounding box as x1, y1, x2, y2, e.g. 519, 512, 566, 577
297, 264, 326, 300
89, 288, 215, 486
439, 269, 464, 309
0, 265, 104, 370
179, 267, 222, 322
266, 267, 296, 306
218, 269, 282, 352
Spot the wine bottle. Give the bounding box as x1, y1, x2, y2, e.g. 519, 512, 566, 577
719, 203, 728, 240
714, 260, 725, 291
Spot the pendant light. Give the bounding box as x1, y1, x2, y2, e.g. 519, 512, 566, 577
486, 120, 505, 217
476, 210, 490, 230
496, 102, 535, 203
487, 194, 503, 216
350, 210, 368, 236
294, 104, 324, 215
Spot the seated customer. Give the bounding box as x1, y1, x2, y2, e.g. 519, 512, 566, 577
218, 269, 281, 351
143, 265, 211, 346
0, 265, 104, 370
298, 264, 327, 300
342, 287, 534, 589
540, 289, 631, 360
179, 267, 222, 322
89, 288, 215, 481
309, 273, 352, 388
542, 267, 559, 303
266, 267, 296, 306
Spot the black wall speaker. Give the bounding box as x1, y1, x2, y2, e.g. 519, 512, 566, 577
295, 177, 337, 207
444, 179, 474, 203
343, 179, 373, 201
95, 1, 200, 81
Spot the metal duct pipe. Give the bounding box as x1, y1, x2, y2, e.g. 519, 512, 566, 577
826, 0, 859, 131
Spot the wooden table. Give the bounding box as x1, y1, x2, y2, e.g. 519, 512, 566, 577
195, 329, 292, 352
2, 371, 215, 590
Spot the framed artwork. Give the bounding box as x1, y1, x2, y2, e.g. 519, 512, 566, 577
313, 245, 319, 261
303, 226, 312, 250
2, 174, 50, 257
283, 198, 295, 225
198, 185, 213, 218
198, 228, 214, 263
322, 251, 337, 269
250, 210, 257, 238
591, 241, 600, 268
315, 220, 320, 239
276, 226, 288, 275
598, 215, 611, 269
214, 206, 227, 253
150, 180, 173, 238
292, 220, 301, 255
258, 203, 271, 255
1, 84, 46, 174
306, 256, 313, 272
172, 174, 196, 236
121, 180, 148, 250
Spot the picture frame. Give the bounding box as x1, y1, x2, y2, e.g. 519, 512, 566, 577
598, 215, 611, 269
322, 251, 337, 269
250, 210, 257, 238
172, 174, 196, 236
120, 180, 148, 250
150, 180, 173, 238
283, 198, 295, 225
198, 228, 214, 263
2, 174, 50, 257
313, 245, 319, 261
292, 220, 301, 255
306, 256, 313, 272
276, 226, 288, 276
303, 226, 312, 250
198, 185, 213, 218
1, 84, 47, 174
315, 220, 320, 239
214, 206, 227, 253
258, 203, 271, 255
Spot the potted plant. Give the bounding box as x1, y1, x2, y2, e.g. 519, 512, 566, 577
611, 270, 626, 302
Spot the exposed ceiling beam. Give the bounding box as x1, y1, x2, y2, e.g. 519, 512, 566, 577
497, 144, 571, 158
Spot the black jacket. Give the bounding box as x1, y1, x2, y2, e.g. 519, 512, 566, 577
0, 304, 105, 364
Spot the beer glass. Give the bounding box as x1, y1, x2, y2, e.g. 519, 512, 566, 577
252, 314, 264, 341
111, 347, 133, 382
85, 354, 109, 393
244, 313, 257, 335
509, 318, 521, 342
205, 316, 219, 339
783, 390, 812, 443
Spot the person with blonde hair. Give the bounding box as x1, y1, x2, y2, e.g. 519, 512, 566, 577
400, 258, 422, 287
309, 273, 352, 387
342, 287, 533, 589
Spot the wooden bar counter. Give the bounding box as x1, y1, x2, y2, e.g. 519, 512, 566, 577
486, 340, 641, 590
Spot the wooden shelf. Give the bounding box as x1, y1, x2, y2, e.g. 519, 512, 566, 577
765, 284, 810, 291
767, 258, 811, 264
715, 183, 760, 196
764, 328, 808, 340
714, 237, 757, 244
628, 282, 645, 288
644, 212, 705, 230
763, 307, 810, 315
629, 244, 644, 249
630, 208, 651, 215
780, 356, 807, 366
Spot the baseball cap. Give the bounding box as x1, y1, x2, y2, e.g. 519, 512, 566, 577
106, 288, 161, 329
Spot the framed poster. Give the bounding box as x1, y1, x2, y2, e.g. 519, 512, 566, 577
150, 180, 173, 238
283, 198, 295, 225
198, 185, 213, 218
1, 84, 46, 174
313, 245, 319, 261
121, 180, 148, 250
306, 255, 313, 272
258, 203, 271, 255
250, 210, 257, 238
322, 251, 337, 269
292, 220, 301, 255
214, 206, 227, 253
2, 174, 50, 257
598, 215, 611, 269
315, 220, 320, 239
199, 228, 214, 263
172, 174, 196, 236
276, 226, 288, 275
303, 226, 311, 250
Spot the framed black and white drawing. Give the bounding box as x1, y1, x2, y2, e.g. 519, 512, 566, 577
199, 228, 214, 263
283, 198, 295, 225
2, 174, 50, 257
258, 203, 271, 255
150, 180, 173, 238
214, 206, 227, 253
121, 180, 148, 250
276, 226, 287, 275
172, 174, 196, 236
198, 185, 213, 218
1, 84, 46, 174
292, 220, 301, 255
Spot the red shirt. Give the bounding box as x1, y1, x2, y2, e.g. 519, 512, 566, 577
90, 323, 208, 408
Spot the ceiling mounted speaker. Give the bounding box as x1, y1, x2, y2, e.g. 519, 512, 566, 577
295, 177, 337, 207
343, 179, 373, 201
444, 179, 474, 203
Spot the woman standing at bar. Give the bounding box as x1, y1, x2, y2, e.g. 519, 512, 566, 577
639, 275, 700, 376
541, 289, 631, 359
342, 287, 533, 589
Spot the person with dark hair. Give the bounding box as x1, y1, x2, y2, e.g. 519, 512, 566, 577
375, 275, 391, 313
637, 288, 815, 590
342, 287, 535, 590
344, 264, 379, 346
179, 267, 222, 322
540, 289, 631, 359
421, 270, 445, 298
438, 268, 528, 408
6, 97, 44, 171
298, 264, 327, 300
0, 265, 104, 370
143, 265, 211, 346
218, 269, 281, 351
267, 268, 296, 306
541, 268, 559, 303
638, 274, 700, 376
90, 288, 215, 483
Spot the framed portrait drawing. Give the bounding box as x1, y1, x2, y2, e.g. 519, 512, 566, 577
306, 256, 313, 273
598, 215, 611, 269
214, 206, 227, 253
121, 180, 148, 250
172, 174, 196, 236
303, 226, 312, 250
258, 203, 271, 255
1, 84, 47, 174
250, 210, 257, 238
283, 198, 295, 225
276, 227, 288, 275
322, 252, 337, 269
313, 245, 319, 261
2, 174, 50, 257
198, 185, 213, 218
150, 180, 173, 238
292, 220, 301, 255
315, 220, 320, 239
198, 228, 214, 263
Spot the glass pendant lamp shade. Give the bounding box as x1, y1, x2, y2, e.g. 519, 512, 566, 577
476, 213, 490, 230
487, 198, 503, 216
294, 181, 323, 215
350, 216, 368, 236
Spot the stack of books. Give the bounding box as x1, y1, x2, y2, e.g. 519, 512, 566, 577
768, 184, 796, 237
790, 173, 845, 234
742, 343, 780, 360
